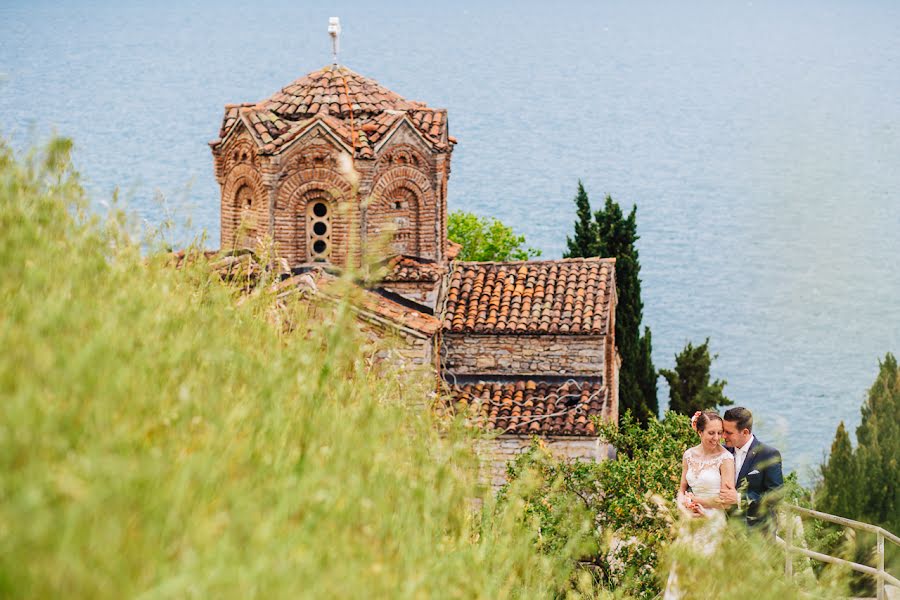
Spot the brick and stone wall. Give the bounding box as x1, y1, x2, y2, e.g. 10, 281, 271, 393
475, 435, 611, 489
442, 334, 605, 377
216, 121, 449, 269
360, 320, 435, 368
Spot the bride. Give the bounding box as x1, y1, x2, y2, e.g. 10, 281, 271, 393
664, 410, 736, 599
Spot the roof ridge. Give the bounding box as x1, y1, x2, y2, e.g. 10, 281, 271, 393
453, 256, 616, 266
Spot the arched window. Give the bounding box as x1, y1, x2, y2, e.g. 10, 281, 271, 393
306, 197, 331, 261
386, 187, 418, 254
234, 184, 258, 248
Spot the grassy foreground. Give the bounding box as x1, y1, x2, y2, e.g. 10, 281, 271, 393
0, 139, 590, 598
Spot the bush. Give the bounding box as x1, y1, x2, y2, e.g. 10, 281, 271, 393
500, 412, 696, 598
447, 209, 541, 261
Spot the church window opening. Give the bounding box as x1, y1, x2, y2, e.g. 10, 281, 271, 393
306, 199, 331, 261
234, 184, 257, 248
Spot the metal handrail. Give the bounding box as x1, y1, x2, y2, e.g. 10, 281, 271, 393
779, 503, 899, 600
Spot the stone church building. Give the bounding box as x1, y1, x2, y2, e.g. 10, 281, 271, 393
209, 64, 619, 486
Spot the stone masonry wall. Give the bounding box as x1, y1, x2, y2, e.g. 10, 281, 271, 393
443, 334, 605, 377
475, 435, 610, 489
361, 320, 435, 368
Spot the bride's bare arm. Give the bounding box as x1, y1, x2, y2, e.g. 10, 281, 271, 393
718, 457, 738, 506
676, 454, 699, 514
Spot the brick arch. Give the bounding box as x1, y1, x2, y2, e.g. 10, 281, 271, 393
222, 136, 259, 173
275, 168, 357, 266
221, 163, 264, 250
376, 142, 430, 171
370, 166, 436, 259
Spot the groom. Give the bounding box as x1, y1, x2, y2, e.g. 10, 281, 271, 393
719, 407, 784, 531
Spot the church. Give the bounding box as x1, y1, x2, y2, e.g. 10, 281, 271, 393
209, 59, 620, 485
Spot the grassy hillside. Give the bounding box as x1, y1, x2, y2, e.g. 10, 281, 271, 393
0, 139, 591, 598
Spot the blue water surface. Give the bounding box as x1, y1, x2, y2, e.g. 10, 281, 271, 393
2, 0, 899, 484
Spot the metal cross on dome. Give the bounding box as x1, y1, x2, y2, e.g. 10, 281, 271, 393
328, 17, 341, 65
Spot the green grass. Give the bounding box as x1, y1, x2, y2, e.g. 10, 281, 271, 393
0, 138, 587, 598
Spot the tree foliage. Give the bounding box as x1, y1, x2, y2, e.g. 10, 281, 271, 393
563, 184, 658, 422
564, 180, 594, 258
659, 338, 732, 415
447, 209, 541, 262
500, 412, 696, 598
501, 412, 850, 599
817, 353, 899, 533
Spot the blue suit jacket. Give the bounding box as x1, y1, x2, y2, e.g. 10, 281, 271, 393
732, 437, 784, 527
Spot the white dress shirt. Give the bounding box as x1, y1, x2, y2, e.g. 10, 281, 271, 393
734, 434, 755, 484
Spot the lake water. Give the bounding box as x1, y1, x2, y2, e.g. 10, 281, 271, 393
3, 0, 899, 483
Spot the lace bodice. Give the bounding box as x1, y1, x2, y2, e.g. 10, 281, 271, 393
684, 447, 733, 499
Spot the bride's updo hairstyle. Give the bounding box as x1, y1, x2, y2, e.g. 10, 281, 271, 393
692, 410, 723, 433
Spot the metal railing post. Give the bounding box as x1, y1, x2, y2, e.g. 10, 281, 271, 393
785, 511, 794, 579
877, 531, 884, 600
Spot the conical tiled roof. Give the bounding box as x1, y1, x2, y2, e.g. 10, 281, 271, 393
211, 65, 454, 158
263, 65, 424, 119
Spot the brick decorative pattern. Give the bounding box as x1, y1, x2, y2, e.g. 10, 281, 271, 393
211, 65, 452, 268
443, 379, 609, 436
442, 334, 604, 377
220, 158, 265, 251
444, 258, 615, 335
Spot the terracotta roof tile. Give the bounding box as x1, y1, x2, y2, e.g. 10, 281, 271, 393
381, 256, 446, 283
443, 258, 615, 335
280, 269, 441, 336
442, 379, 609, 436
212, 66, 450, 159
355, 290, 441, 336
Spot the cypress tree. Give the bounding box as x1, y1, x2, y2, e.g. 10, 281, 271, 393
817, 353, 899, 532
563, 181, 595, 258
593, 195, 658, 423
659, 338, 732, 415
817, 422, 860, 520
854, 353, 899, 531
563, 185, 659, 422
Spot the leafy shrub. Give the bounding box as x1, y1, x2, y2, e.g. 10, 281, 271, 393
447, 209, 541, 261
500, 412, 696, 598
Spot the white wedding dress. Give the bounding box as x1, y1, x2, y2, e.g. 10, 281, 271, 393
663, 447, 734, 599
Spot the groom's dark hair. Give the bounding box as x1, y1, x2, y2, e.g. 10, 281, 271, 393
724, 407, 753, 432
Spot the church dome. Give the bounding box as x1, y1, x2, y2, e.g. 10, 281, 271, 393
263, 65, 425, 120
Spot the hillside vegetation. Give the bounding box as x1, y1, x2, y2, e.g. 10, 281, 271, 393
0, 139, 589, 598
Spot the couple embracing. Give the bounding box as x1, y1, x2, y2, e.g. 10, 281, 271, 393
678, 407, 784, 528
664, 407, 784, 599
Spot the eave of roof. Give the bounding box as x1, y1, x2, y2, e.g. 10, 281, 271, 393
440, 378, 611, 436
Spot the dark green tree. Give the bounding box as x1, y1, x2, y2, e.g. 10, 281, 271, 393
564, 185, 658, 422
563, 180, 595, 258
659, 338, 732, 415
817, 422, 860, 520
817, 353, 899, 533
593, 193, 658, 422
